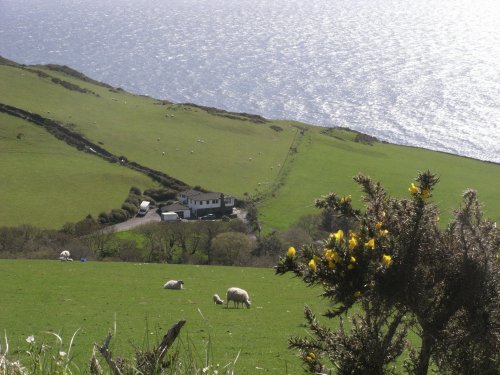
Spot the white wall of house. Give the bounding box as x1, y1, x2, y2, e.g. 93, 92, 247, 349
189, 198, 223, 214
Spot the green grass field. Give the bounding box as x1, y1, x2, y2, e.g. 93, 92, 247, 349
1, 59, 498, 231
259, 128, 500, 231
0, 259, 333, 373
0, 113, 154, 228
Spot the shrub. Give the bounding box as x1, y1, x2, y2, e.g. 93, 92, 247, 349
129, 186, 141, 196
125, 194, 141, 207
122, 202, 137, 216
98, 212, 109, 225
110, 209, 129, 223
143, 187, 177, 202
276, 171, 499, 374
211, 232, 254, 266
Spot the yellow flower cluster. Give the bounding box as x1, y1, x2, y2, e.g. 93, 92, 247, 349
364, 238, 375, 250
421, 188, 431, 200
348, 256, 356, 270
354, 291, 361, 297
340, 195, 352, 203
287, 246, 296, 258
306, 352, 315, 362
409, 182, 420, 194
381, 254, 392, 266
348, 231, 358, 250
331, 229, 344, 242
309, 258, 317, 272
409, 182, 431, 200
375, 221, 389, 236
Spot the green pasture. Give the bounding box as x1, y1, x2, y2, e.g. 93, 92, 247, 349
0, 259, 334, 373
259, 127, 500, 231
1, 61, 499, 232
0, 63, 297, 196
0, 113, 153, 228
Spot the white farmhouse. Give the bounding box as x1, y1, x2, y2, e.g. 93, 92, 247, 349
178, 189, 235, 218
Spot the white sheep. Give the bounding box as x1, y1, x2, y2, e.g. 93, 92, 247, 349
164, 280, 184, 290
226, 287, 251, 309
59, 250, 72, 261
213, 293, 224, 305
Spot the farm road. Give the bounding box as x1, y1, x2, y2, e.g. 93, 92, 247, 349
105, 209, 160, 232
105, 208, 248, 233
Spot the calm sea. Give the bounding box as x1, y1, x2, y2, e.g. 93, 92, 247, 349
0, 0, 499, 162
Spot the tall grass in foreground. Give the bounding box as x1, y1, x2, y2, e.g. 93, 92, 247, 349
1, 319, 241, 375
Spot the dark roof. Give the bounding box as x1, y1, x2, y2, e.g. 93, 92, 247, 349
191, 192, 225, 201
161, 203, 190, 212
179, 189, 233, 201
179, 189, 202, 197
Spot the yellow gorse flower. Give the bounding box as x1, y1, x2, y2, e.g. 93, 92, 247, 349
340, 195, 351, 203
375, 221, 383, 230
308, 258, 317, 272
333, 229, 344, 242
349, 236, 358, 250
354, 291, 361, 297
365, 238, 375, 250
287, 246, 296, 258
381, 254, 392, 266
324, 248, 333, 260
409, 182, 420, 194
350, 256, 356, 264
379, 229, 389, 236
421, 188, 431, 200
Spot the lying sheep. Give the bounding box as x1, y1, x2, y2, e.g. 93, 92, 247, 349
213, 294, 224, 305
164, 280, 184, 290
226, 287, 251, 309
59, 250, 73, 261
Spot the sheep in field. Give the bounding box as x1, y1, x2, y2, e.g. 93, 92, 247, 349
164, 280, 184, 290
59, 250, 73, 261
213, 294, 224, 305
226, 287, 251, 309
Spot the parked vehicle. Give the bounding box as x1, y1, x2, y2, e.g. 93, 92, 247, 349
200, 213, 216, 220
138, 201, 150, 216
161, 211, 180, 221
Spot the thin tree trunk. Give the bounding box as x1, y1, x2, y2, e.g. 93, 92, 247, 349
415, 331, 434, 375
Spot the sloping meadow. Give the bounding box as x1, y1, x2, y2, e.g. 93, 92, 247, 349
0, 259, 332, 373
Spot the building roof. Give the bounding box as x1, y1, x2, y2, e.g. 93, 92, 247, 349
161, 203, 190, 212
179, 189, 233, 201
179, 189, 203, 197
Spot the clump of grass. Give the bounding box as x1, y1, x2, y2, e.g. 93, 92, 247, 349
1, 329, 80, 375
2, 319, 241, 375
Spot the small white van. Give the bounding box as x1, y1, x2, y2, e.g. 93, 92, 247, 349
138, 201, 150, 216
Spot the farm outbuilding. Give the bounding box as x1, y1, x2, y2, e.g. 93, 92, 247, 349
160, 203, 191, 219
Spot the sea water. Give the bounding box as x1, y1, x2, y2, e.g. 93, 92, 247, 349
0, 0, 499, 162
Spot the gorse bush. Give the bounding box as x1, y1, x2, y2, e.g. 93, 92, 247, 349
276, 171, 499, 374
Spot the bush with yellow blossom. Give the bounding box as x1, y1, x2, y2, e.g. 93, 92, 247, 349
276, 171, 499, 375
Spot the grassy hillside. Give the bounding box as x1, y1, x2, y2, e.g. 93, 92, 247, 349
0, 259, 332, 373
1, 58, 498, 230
259, 127, 500, 230
0, 113, 153, 228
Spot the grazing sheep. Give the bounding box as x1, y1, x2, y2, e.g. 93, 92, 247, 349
226, 287, 251, 309
213, 294, 224, 305
59, 250, 73, 261
164, 280, 184, 290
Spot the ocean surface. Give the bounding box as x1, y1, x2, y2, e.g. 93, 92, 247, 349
0, 0, 499, 163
